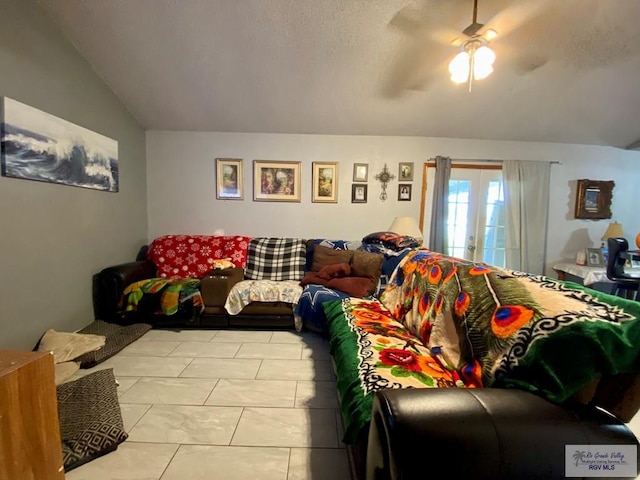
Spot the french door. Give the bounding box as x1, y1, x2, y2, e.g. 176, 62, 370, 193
446, 167, 505, 267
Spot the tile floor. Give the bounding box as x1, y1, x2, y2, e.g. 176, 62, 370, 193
65, 328, 352, 480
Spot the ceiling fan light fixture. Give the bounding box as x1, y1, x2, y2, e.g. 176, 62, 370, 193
483, 29, 497, 41
448, 0, 497, 90
473, 45, 496, 79
448, 51, 471, 83
448, 39, 495, 89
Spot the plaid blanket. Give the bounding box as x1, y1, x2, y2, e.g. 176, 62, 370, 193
244, 237, 307, 281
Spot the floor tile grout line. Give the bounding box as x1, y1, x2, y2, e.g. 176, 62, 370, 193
70, 329, 351, 478
156, 442, 181, 480
227, 406, 246, 447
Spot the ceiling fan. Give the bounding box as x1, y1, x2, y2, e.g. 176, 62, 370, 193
383, 0, 553, 95
447, 0, 498, 90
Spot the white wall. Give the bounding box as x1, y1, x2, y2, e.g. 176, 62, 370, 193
146, 132, 640, 276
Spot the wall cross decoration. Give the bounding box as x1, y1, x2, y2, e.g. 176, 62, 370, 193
374, 163, 395, 201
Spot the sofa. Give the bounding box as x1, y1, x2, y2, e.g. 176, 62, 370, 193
92, 233, 412, 330
323, 249, 640, 480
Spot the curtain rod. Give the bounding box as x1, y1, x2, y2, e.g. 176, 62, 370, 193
428, 158, 562, 165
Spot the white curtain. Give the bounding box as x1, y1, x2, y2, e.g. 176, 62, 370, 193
428, 156, 451, 253
503, 160, 551, 274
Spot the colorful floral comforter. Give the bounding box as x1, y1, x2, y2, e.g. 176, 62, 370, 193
121, 278, 204, 317
324, 248, 640, 444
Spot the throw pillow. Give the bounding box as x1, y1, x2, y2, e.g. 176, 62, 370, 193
362, 231, 420, 250
311, 245, 354, 272
56, 368, 128, 471
74, 321, 152, 369
350, 250, 384, 295
244, 237, 307, 281
37, 329, 106, 364
55, 361, 80, 385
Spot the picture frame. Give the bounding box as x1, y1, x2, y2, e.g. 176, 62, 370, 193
351, 184, 367, 203
585, 247, 604, 267
1, 96, 119, 192
253, 160, 301, 202
353, 163, 368, 182
575, 179, 614, 220
398, 183, 412, 201
399, 162, 414, 181
312, 162, 338, 203
215, 158, 243, 200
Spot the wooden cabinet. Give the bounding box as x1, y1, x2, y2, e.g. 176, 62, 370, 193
0, 350, 65, 480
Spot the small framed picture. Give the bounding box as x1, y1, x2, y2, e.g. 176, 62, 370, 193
353, 163, 368, 182
399, 162, 414, 181
253, 160, 301, 202
398, 183, 412, 201
216, 158, 243, 200
351, 184, 367, 203
575, 179, 614, 219
312, 162, 339, 203
585, 248, 604, 267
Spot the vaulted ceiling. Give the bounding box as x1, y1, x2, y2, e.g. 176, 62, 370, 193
37, 0, 640, 149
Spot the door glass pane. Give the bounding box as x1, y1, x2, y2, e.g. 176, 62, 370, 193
482, 179, 505, 267
447, 179, 470, 259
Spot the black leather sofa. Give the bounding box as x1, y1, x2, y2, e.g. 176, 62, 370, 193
92, 258, 296, 328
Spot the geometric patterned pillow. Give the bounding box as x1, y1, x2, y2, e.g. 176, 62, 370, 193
74, 320, 152, 369
56, 368, 128, 472
244, 237, 307, 281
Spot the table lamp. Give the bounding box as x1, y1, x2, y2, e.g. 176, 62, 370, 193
388, 216, 423, 245
601, 222, 624, 242
601, 222, 624, 263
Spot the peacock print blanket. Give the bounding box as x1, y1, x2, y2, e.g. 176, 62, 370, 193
324, 248, 640, 444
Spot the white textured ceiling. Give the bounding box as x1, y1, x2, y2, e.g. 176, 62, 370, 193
37, 0, 640, 148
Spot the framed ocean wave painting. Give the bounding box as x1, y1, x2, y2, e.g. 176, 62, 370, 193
1, 97, 119, 192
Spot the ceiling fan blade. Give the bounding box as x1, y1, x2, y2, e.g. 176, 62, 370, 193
430, 27, 467, 47
381, 36, 453, 97
478, 0, 553, 40
381, 38, 432, 97
388, 4, 425, 35
497, 43, 549, 75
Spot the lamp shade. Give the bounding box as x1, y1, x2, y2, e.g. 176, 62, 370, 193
601, 222, 624, 241
388, 217, 423, 244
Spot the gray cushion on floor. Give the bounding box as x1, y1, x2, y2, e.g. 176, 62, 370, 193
56, 368, 128, 472
74, 320, 152, 368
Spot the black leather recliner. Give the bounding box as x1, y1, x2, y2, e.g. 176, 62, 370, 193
367, 388, 639, 480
